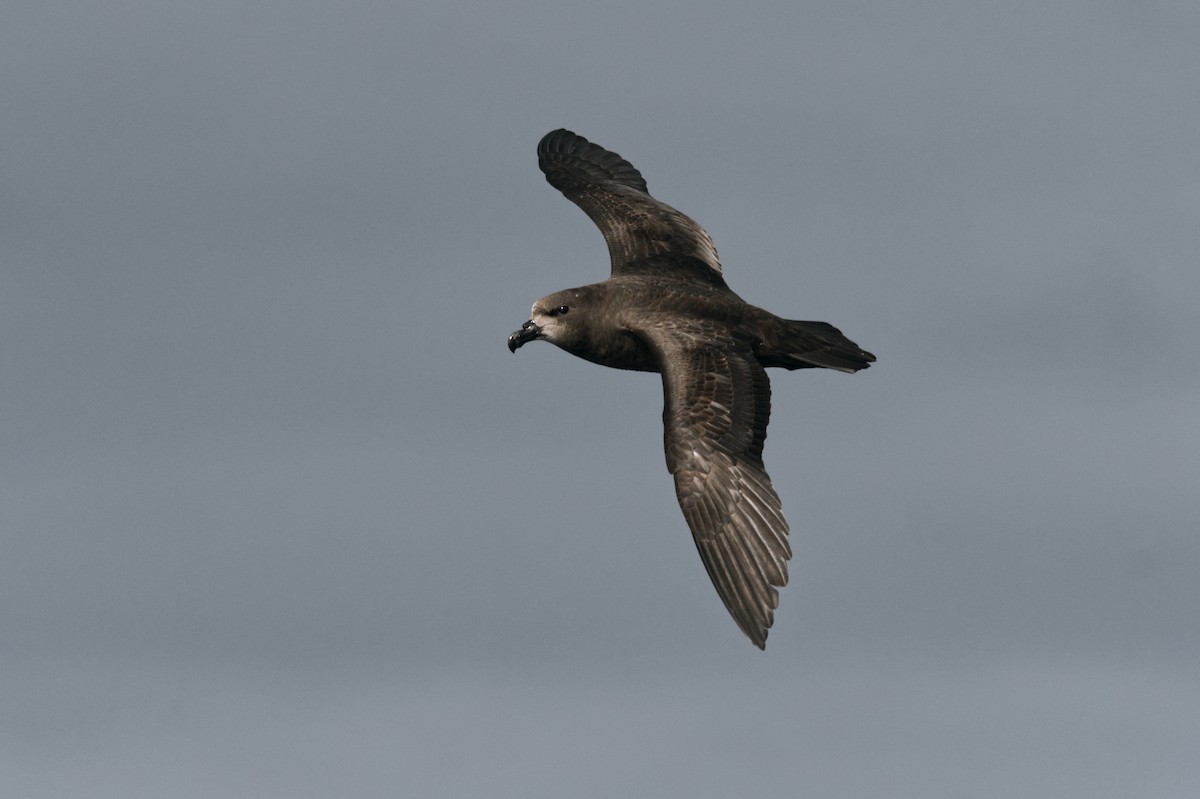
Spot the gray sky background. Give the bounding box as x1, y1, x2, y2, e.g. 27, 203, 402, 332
4, 1, 1199, 796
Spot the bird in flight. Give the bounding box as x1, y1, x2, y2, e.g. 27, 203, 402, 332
509, 129, 874, 648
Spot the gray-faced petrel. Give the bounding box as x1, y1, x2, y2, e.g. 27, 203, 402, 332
509, 129, 874, 649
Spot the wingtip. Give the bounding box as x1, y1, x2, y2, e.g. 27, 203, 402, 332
537, 128, 582, 158
536, 129, 650, 195
743, 620, 771, 650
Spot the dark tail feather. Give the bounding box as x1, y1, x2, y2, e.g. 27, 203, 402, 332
757, 319, 876, 373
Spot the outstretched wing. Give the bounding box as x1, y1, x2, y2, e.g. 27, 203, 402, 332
643, 324, 791, 648
538, 129, 727, 288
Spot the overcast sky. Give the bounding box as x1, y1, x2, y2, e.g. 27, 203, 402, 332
4, 1, 1199, 796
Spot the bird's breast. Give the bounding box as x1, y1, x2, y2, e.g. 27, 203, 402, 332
564, 328, 659, 373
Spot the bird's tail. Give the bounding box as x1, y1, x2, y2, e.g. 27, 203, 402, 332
756, 319, 876, 373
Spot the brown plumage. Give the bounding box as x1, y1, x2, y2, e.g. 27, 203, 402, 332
509, 129, 874, 648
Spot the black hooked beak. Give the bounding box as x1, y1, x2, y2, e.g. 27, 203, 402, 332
507, 320, 542, 352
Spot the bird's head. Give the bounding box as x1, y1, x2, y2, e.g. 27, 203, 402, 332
507, 288, 595, 354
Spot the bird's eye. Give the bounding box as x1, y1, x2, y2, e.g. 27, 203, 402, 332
552, 305, 570, 316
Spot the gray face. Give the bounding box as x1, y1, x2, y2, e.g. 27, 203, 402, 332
507, 289, 588, 353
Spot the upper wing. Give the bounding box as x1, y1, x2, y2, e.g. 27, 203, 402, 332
643, 324, 792, 649
538, 129, 727, 288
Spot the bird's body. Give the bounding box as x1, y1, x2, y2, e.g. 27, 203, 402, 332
509, 130, 874, 648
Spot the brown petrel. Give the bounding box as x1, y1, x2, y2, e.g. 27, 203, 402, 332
509, 129, 874, 649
